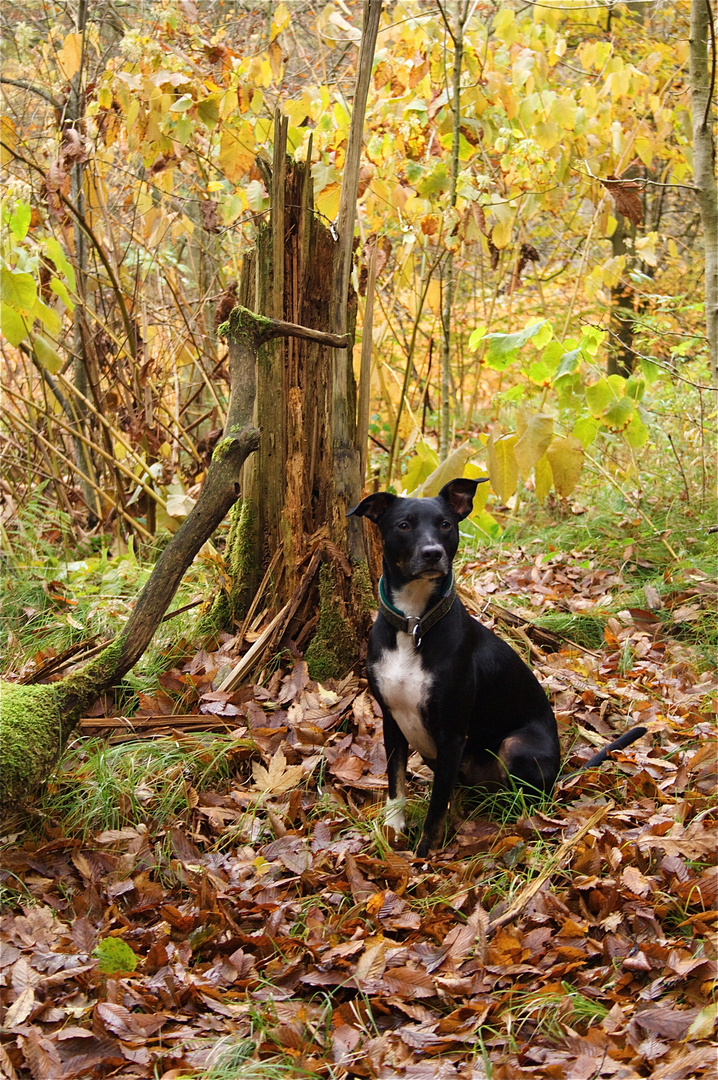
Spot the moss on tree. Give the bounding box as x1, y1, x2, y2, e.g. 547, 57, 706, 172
305, 560, 375, 681
217, 306, 274, 344
0, 635, 127, 815
200, 497, 256, 634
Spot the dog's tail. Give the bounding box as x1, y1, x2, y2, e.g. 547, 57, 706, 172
561, 725, 647, 781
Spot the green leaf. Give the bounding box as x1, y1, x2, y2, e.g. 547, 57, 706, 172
402, 439, 439, 493
170, 93, 193, 112
93, 937, 138, 974
197, 93, 221, 129
602, 395, 635, 431
45, 238, 76, 292
468, 325, 487, 351
640, 357, 660, 383
246, 179, 267, 212
487, 433, 518, 503
417, 162, 449, 198
624, 376, 645, 401
623, 412, 649, 448
580, 326, 607, 356
9, 202, 31, 241
572, 415, 601, 447
546, 436, 584, 496
528, 355, 559, 386
483, 322, 547, 371
174, 115, 193, 145
50, 277, 75, 311
1, 269, 36, 312
532, 321, 553, 349
33, 298, 62, 337
0, 302, 27, 346
553, 347, 581, 380
463, 507, 502, 541
33, 335, 63, 373
585, 378, 613, 418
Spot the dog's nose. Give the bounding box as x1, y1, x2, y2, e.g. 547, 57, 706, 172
420, 544, 444, 564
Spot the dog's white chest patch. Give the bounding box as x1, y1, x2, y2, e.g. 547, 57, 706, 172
373, 635, 436, 760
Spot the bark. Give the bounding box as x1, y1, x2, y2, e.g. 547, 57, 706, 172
690, 0, 718, 386
438, 0, 472, 459
331, 0, 382, 561
66, 0, 101, 522
607, 213, 638, 377
357, 240, 379, 486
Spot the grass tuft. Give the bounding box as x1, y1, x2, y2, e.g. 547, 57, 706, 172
32, 733, 245, 837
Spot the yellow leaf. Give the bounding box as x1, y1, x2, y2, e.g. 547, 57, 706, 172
609, 68, 630, 99
487, 433, 518, 503
315, 182, 341, 224
252, 748, 304, 797
514, 413, 554, 479
0, 116, 16, 164
492, 217, 512, 250
551, 96, 576, 130
635, 137, 653, 168
535, 120, 559, 150
685, 1003, 718, 1041
635, 232, 659, 267
534, 454, 553, 503
493, 7, 517, 44
425, 278, 441, 315
33, 335, 63, 374
408, 442, 477, 498
268, 40, 282, 80
270, 2, 290, 41
546, 436, 584, 497
218, 126, 255, 184
57, 32, 83, 80
600, 255, 625, 288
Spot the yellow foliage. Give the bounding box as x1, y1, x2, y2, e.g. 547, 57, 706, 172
57, 32, 83, 80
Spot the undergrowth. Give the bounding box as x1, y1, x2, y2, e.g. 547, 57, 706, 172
30, 733, 245, 838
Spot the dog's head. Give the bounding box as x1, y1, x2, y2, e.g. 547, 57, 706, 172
348, 477, 487, 582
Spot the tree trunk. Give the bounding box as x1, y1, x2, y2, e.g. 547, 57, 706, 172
439, 3, 466, 460
690, 0, 718, 386
607, 212, 638, 377
221, 4, 383, 680
66, 0, 101, 523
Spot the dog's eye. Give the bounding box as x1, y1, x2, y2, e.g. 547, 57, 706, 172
440, 519, 452, 531
397, 521, 411, 531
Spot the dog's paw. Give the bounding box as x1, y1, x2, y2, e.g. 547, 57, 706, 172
384, 796, 406, 833
415, 835, 431, 858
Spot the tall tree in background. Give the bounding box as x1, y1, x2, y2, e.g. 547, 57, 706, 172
690, 0, 718, 387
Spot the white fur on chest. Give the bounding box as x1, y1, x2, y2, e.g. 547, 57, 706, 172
373, 634, 436, 761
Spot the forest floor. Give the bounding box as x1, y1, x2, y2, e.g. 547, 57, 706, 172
1, 538, 716, 1080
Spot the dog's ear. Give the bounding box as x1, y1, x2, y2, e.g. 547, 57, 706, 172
438, 477, 488, 520
347, 491, 397, 524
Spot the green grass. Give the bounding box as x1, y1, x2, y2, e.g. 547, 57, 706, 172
0, 491, 228, 709
27, 733, 246, 837
497, 982, 609, 1043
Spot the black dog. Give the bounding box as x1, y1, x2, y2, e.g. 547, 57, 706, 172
349, 477, 644, 856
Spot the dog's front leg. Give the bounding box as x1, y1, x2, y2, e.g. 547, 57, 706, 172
416, 732, 465, 858
382, 708, 409, 833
